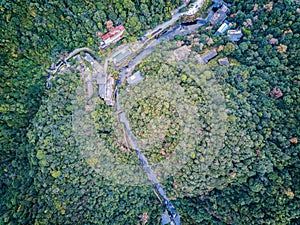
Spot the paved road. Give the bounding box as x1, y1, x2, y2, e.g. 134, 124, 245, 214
116, 91, 181, 225
122, 22, 203, 77
114, 11, 206, 224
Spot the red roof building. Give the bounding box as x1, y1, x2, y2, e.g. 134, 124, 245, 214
101, 25, 125, 47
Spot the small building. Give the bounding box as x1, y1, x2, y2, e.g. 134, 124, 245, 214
112, 47, 132, 66
83, 53, 95, 64
227, 29, 243, 42
218, 57, 229, 65
215, 21, 231, 36
100, 25, 125, 48
161, 211, 171, 225
210, 5, 229, 25
200, 49, 218, 64
97, 72, 106, 99
104, 76, 115, 106
127, 71, 144, 85
98, 84, 105, 99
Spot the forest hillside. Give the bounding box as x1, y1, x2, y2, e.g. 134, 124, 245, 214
1, 0, 300, 224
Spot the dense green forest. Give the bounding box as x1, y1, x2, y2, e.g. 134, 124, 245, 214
0, 0, 182, 160
1, 0, 300, 224
0, 0, 181, 224
177, 0, 300, 223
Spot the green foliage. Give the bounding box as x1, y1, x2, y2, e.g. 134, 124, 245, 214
1, 0, 300, 224
178, 0, 300, 224
24, 72, 162, 224
0, 0, 182, 224
0, 0, 182, 159
127, 95, 182, 163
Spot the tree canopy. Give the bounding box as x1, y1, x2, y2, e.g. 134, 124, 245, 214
1, 0, 300, 224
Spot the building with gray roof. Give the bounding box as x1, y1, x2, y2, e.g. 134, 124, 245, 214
127, 71, 144, 84
83, 53, 95, 64
215, 21, 231, 36
98, 84, 105, 99
104, 76, 115, 106
200, 49, 218, 64
210, 4, 229, 25
218, 57, 229, 65
112, 47, 132, 66
227, 29, 243, 42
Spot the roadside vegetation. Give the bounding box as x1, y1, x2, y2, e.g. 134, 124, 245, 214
175, 0, 300, 223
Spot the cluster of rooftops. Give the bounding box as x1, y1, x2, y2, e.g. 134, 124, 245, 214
47, 0, 244, 105
47, 0, 245, 105
214, 20, 243, 41
210, 1, 243, 41
98, 0, 243, 50
81, 52, 145, 106
94, 61, 145, 106
175, 45, 229, 66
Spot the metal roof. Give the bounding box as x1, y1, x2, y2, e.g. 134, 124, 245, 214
227, 29, 243, 42
215, 21, 230, 35
127, 71, 144, 84
201, 49, 218, 64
